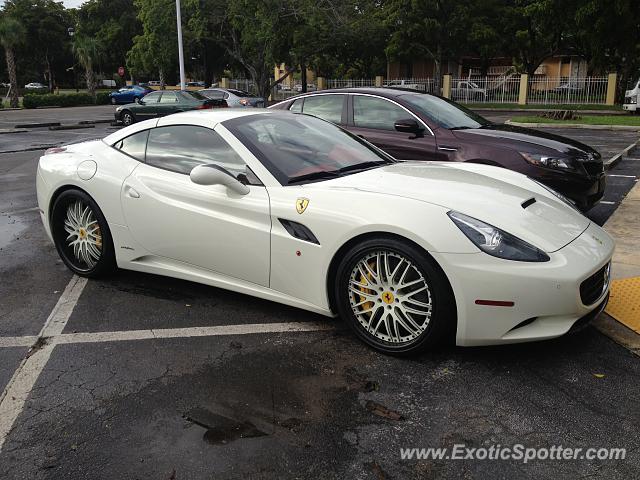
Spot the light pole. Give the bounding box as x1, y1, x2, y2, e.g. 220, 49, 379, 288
176, 0, 186, 90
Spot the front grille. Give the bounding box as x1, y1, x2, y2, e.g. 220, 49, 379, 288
580, 263, 611, 305
583, 161, 604, 177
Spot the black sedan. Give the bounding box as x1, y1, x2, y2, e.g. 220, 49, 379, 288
115, 90, 227, 126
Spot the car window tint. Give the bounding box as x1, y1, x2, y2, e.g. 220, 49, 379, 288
353, 95, 409, 131
113, 130, 149, 161
301, 95, 343, 124
159, 92, 177, 103
146, 126, 247, 176
143, 92, 161, 103
289, 99, 303, 113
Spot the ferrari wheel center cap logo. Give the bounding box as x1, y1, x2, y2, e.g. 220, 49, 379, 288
296, 198, 309, 214
78, 228, 86, 239
382, 291, 395, 304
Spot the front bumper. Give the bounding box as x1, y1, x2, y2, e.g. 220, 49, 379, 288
541, 170, 605, 211
433, 222, 614, 346
623, 104, 637, 112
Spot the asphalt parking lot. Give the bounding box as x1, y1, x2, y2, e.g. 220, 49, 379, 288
1, 105, 639, 479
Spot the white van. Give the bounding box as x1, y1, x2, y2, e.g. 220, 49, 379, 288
623, 78, 639, 112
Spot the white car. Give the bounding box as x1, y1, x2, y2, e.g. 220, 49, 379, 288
25, 82, 46, 89
36, 110, 614, 354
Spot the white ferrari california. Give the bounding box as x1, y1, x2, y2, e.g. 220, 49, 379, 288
36, 109, 614, 354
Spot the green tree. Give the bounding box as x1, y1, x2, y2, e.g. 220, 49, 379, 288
73, 35, 100, 97
3, 0, 74, 90
127, 0, 177, 88
0, 15, 25, 107
222, 0, 293, 98
76, 0, 141, 82
385, 0, 472, 83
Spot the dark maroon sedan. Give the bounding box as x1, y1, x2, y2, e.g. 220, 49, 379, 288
270, 88, 605, 211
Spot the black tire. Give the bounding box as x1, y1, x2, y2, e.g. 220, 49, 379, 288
50, 189, 116, 278
333, 237, 456, 355
121, 110, 135, 126
110, 96, 117, 105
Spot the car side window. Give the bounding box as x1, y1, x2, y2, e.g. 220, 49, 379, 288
113, 130, 149, 161
205, 90, 224, 99
159, 92, 177, 103
289, 98, 303, 113
145, 125, 248, 177
143, 92, 161, 103
301, 95, 343, 124
353, 95, 411, 131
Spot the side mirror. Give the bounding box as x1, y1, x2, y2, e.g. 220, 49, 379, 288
136, 98, 144, 104
190, 164, 250, 195
394, 118, 424, 136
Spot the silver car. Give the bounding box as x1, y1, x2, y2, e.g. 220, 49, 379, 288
198, 88, 265, 107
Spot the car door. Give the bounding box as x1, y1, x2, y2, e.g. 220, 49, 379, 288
135, 91, 162, 120
120, 124, 271, 286
157, 91, 179, 116
348, 94, 440, 161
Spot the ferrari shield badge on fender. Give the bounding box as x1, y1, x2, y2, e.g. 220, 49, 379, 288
296, 198, 309, 214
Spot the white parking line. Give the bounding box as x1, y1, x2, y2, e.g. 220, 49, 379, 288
0, 274, 336, 452
0, 275, 86, 452
54, 322, 336, 345
606, 174, 637, 178
599, 201, 616, 205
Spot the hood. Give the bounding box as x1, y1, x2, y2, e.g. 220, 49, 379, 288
313, 162, 589, 253
452, 124, 600, 159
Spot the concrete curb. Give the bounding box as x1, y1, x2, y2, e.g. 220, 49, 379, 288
593, 313, 640, 357
473, 108, 624, 115
15, 122, 61, 128
505, 120, 640, 131
0, 128, 28, 134
48, 124, 95, 131
605, 139, 640, 170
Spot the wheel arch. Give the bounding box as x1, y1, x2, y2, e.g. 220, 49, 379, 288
325, 231, 457, 326
48, 184, 95, 223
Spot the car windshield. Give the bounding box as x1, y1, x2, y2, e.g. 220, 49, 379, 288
224, 113, 394, 185
228, 89, 251, 97
180, 91, 206, 101
399, 94, 492, 129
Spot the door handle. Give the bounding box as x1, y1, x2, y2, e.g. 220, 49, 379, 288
438, 145, 458, 152
124, 185, 140, 198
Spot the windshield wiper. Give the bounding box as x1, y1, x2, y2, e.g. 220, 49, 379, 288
449, 126, 473, 130
287, 170, 341, 185
338, 160, 392, 174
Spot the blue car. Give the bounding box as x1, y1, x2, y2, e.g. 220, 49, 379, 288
109, 85, 152, 105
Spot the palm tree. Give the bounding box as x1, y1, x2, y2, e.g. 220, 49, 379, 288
73, 36, 99, 98
0, 16, 26, 108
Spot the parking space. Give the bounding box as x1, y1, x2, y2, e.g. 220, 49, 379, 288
1, 112, 639, 478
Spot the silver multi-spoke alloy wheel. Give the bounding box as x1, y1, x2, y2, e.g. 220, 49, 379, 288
122, 111, 134, 126
348, 250, 432, 345
63, 200, 102, 270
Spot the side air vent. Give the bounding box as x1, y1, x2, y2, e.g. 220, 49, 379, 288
521, 197, 536, 209
279, 219, 320, 245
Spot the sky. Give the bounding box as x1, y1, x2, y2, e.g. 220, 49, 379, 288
0, 0, 86, 7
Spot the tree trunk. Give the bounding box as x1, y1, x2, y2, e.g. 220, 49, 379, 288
5, 47, 19, 108
85, 67, 96, 99
159, 69, 165, 90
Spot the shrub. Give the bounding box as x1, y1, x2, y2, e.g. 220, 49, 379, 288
23, 92, 111, 109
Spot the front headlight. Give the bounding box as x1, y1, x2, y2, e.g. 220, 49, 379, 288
448, 211, 550, 262
520, 152, 575, 171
